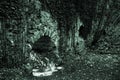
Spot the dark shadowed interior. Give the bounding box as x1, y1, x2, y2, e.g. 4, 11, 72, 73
32, 35, 56, 53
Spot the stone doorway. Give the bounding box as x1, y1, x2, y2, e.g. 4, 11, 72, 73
32, 35, 57, 61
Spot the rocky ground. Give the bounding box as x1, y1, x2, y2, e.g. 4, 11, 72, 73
0, 50, 120, 80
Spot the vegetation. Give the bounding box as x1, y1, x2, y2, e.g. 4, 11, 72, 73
0, 0, 120, 79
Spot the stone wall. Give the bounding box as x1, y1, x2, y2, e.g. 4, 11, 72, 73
26, 11, 59, 54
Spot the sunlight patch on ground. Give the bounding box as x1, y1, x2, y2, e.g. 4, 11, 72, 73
32, 62, 63, 77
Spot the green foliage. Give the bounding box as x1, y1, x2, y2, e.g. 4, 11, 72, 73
0, 0, 42, 68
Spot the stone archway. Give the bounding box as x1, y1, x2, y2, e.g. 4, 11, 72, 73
26, 11, 60, 68
27, 11, 59, 51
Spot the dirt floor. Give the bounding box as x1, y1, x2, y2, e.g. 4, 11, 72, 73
0, 51, 120, 80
